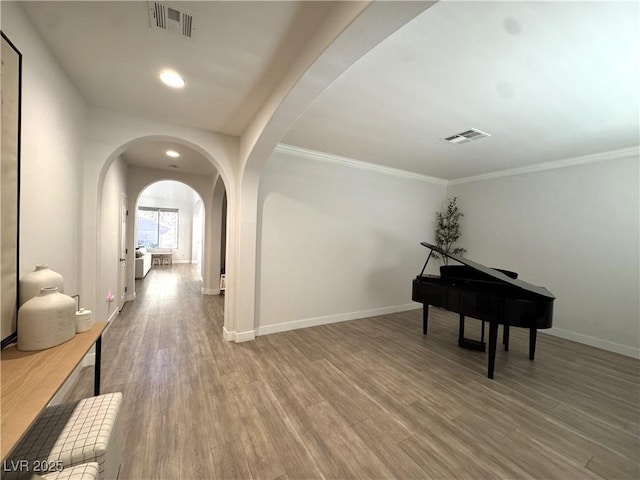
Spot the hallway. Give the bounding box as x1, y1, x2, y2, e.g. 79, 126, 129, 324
65, 264, 640, 480
66, 264, 228, 479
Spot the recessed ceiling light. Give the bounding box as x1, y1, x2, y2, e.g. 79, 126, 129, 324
159, 70, 185, 89
166, 150, 180, 158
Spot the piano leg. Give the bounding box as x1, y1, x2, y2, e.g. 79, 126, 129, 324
423, 304, 429, 335
503, 324, 510, 352
488, 320, 498, 379
458, 314, 465, 346
529, 327, 537, 360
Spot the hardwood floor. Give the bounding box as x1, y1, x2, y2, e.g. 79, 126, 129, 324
65, 264, 640, 479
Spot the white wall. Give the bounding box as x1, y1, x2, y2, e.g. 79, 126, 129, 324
2, 3, 87, 298
205, 175, 226, 295
256, 147, 447, 334
81, 110, 238, 334
2, 3, 92, 398
192, 199, 204, 268
448, 152, 640, 357
98, 155, 127, 322
234, 3, 432, 342
137, 180, 196, 263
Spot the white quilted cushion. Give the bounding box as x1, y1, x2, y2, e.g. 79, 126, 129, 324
11, 462, 99, 480
43, 462, 99, 480
5, 394, 122, 480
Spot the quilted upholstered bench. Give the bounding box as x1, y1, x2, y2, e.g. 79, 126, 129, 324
4, 393, 122, 480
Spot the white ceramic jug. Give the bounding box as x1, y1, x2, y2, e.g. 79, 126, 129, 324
19, 264, 64, 307
18, 286, 76, 351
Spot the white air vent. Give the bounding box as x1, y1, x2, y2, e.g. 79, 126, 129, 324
148, 2, 195, 38
442, 128, 491, 145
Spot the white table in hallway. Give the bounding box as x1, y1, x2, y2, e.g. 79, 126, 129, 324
151, 252, 173, 266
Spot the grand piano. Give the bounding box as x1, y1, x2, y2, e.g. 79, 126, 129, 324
412, 242, 555, 379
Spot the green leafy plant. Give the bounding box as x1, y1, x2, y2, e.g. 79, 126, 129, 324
434, 196, 467, 265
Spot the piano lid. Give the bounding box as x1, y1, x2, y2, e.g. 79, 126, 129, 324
421, 242, 555, 300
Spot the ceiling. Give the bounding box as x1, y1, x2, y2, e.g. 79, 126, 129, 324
284, 0, 640, 179
21, 1, 332, 136
123, 141, 216, 176
21, 1, 640, 180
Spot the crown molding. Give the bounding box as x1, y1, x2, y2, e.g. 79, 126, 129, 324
275, 144, 448, 185
448, 146, 640, 186
275, 144, 639, 187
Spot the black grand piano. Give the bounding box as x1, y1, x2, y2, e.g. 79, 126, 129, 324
412, 242, 555, 379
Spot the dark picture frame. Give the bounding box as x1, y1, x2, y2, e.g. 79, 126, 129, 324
1, 31, 22, 349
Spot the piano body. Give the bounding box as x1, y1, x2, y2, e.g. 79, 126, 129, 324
412, 242, 555, 379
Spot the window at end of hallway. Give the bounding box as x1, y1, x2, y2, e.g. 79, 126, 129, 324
136, 207, 179, 249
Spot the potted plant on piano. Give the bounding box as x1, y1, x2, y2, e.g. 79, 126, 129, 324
434, 196, 466, 265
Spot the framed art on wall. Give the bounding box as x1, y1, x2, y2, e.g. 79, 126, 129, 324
1, 31, 22, 348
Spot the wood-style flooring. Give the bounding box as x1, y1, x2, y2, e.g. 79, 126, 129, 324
65, 264, 640, 479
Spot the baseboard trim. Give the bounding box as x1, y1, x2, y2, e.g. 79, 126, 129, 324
257, 303, 421, 336
223, 326, 235, 341
545, 327, 640, 359
49, 351, 95, 406
202, 288, 220, 295
235, 330, 256, 342
82, 351, 96, 367
222, 327, 256, 343
107, 308, 119, 324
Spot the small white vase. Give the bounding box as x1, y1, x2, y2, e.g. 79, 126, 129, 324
18, 287, 76, 351
75, 308, 94, 333
19, 264, 64, 307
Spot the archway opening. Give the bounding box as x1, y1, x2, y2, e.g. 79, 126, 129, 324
95, 136, 230, 330
134, 180, 205, 286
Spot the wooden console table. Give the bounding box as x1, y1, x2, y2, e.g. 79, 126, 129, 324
0, 321, 107, 460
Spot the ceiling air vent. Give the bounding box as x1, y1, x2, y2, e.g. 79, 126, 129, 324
442, 128, 491, 145
148, 2, 195, 38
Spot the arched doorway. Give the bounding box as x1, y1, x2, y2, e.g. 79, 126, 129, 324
135, 180, 204, 274
95, 138, 228, 325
